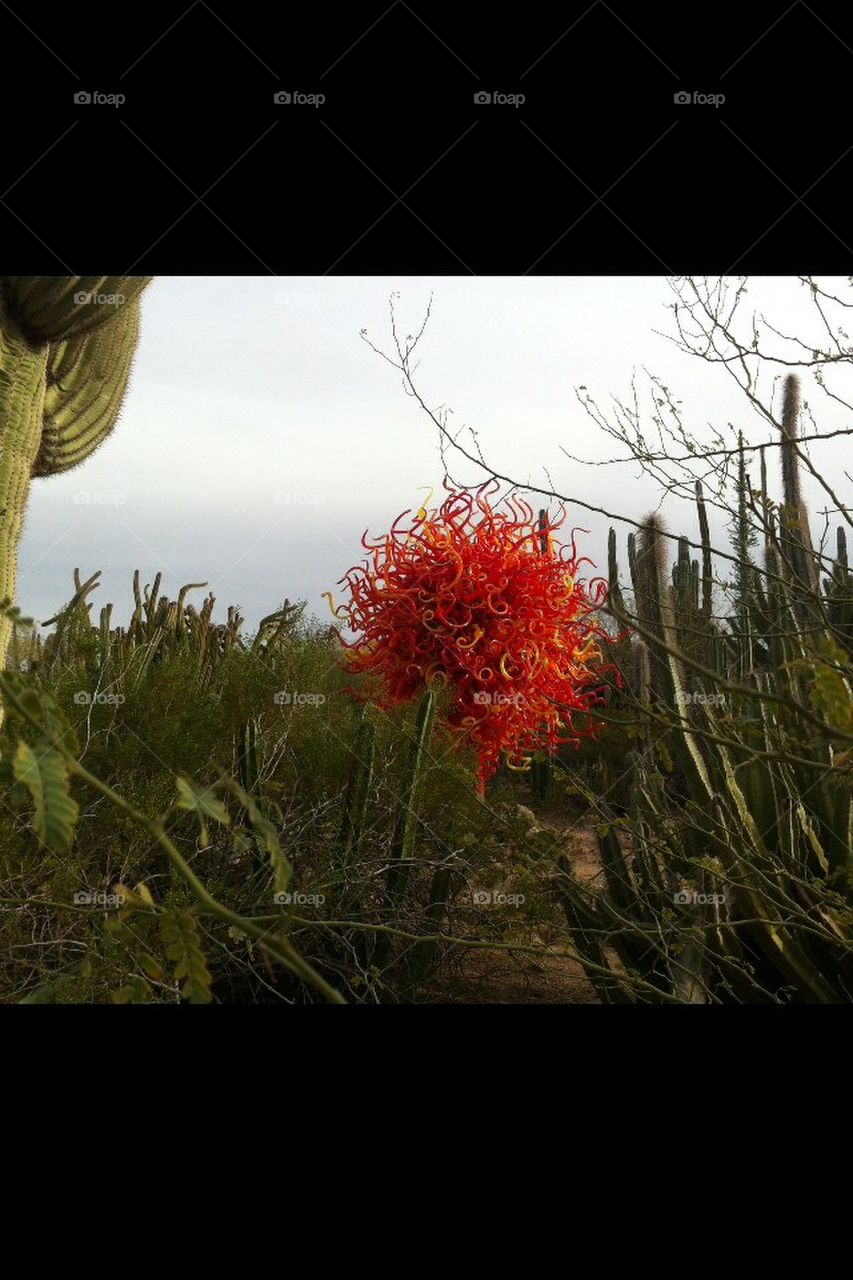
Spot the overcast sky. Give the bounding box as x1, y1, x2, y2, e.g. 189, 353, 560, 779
18, 276, 852, 634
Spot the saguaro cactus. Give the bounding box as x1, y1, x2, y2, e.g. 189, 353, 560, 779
0, 276, 151, 684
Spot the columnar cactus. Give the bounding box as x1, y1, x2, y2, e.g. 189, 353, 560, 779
0, 276, 151, 685
779, 373, 819, 601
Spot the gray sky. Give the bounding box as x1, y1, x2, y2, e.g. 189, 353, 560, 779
18, 276, 852, 633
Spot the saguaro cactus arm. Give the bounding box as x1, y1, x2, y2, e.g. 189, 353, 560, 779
36, 296, 142, 475
2, 276, 150, 343
0, 276, 151, 685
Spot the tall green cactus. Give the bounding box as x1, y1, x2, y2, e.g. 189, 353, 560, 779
729, 433, 757, 676
339, 711, 377, 866
0, 277, 151, 686
633, 514, 670, 702
385, 688, 437, 901
608, 527, 625, 617
778, 374, 819, 608
695, 481, 714, 620
826, 527, 853, 647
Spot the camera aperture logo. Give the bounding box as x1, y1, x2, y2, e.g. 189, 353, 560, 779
674, 90, 725, 108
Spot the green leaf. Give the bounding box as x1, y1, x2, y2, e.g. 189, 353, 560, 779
0, 676, 80, 755
247, 804, 291, 894
112, 976, 151, 1004
231, 829, 253, 861
38, 689, 80, 756
0, 755, 28, 805
18, 956, 93, 1003
12, 741, 79, 853
103, 917, 132, 939
176, 776, 230, 826
219, 777, 292, 893
159, 910, 212, 1004
807, 640, 853, 733
137, 952, 166, 982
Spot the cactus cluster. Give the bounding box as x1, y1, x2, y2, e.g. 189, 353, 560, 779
17, 567, 302, 695
562, 374, 853, 1002
0, 277, 151, 691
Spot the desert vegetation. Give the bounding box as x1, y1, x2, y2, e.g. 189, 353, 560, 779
1, 275, 850, 1003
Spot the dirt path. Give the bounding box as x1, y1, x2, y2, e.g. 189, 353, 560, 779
423, 808, 606, 1004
